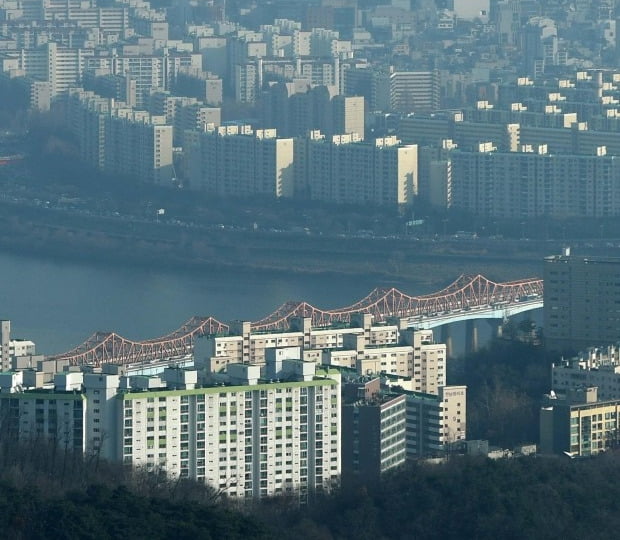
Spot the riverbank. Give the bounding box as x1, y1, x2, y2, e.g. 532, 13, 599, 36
0, 201, 551, 288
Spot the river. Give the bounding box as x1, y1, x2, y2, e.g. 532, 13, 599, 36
0, 251, 433, 355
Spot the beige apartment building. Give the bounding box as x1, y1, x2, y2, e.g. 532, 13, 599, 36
540, 387, 620, 457
422, 139, 620, 217
199, 316, 446, 396
297, 132, 418, 208
61, 89, 174, 185
185, 124, 294, 197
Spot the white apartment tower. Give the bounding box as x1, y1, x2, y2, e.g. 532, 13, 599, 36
186, 125, 295, 197
300, 133, 417, 208
0, 361, 341, 502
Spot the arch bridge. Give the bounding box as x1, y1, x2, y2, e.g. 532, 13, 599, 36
48, 274, 543, 367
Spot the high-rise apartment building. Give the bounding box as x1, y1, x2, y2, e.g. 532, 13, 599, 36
544, 252, 620, 351
522, 17, 564, 77
297, 132, 417, 207
0, 372, 86, 452
0, 360, 341, 502
185, 125, 295, 196
388, 70, 441, 113
540, 387, 620, 457
403, 385, 467, 458
104, 109, 174, 185
0, 321, 36, 372
260, 83, 364, 139
341, 377, 407, 484
85, 51, 202, 108
1, 42, 93, 95
62, 89, 174, 185
332, 94, 364, 138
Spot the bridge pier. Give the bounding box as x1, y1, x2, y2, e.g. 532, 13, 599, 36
465, 319, 479, 355
487, 319, 503, 339
440, 324, 454, 359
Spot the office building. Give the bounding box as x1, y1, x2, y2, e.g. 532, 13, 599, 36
544, 252, 620, 351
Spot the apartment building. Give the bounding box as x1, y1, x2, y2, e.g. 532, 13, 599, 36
1, 320, 10, 372
0, 41, 93, 95
400, 106, 620, 158
174, 67, 223, 106
296, 132, 417, 207
103, 108, 173, 185
544, 252, 620, 351
61, 89, 174, 185
341, 377, 407, 484
452, 144, 620, 218
85, 50, 202, 108
185, 124, 294, 197
201, 316, 397, 369
233, 56, 340, 104
388, 70, 441, 113
260, 83, 364, 139
0, 372, 86, 452
200, 317, 445, 396
148, 92, 220, 146
402, 385, 467, 458
0, 360, 341, 501
0, 320, 36, 372
540, 387, 620, 457
552, 345, 620, 401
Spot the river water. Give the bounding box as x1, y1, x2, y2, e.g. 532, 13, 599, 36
0, 251, 433, 355
0, 251, 543, 358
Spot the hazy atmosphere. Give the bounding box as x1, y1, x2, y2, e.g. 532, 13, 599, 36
2, 0, 620, 538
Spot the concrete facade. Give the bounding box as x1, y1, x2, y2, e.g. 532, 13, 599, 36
544, 253, 620, 351
0, 360, 341, 502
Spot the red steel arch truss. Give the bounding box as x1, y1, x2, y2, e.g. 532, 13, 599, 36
249, 274, 543, 331
49, 275, 542, 367
49, 316, 229, 367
